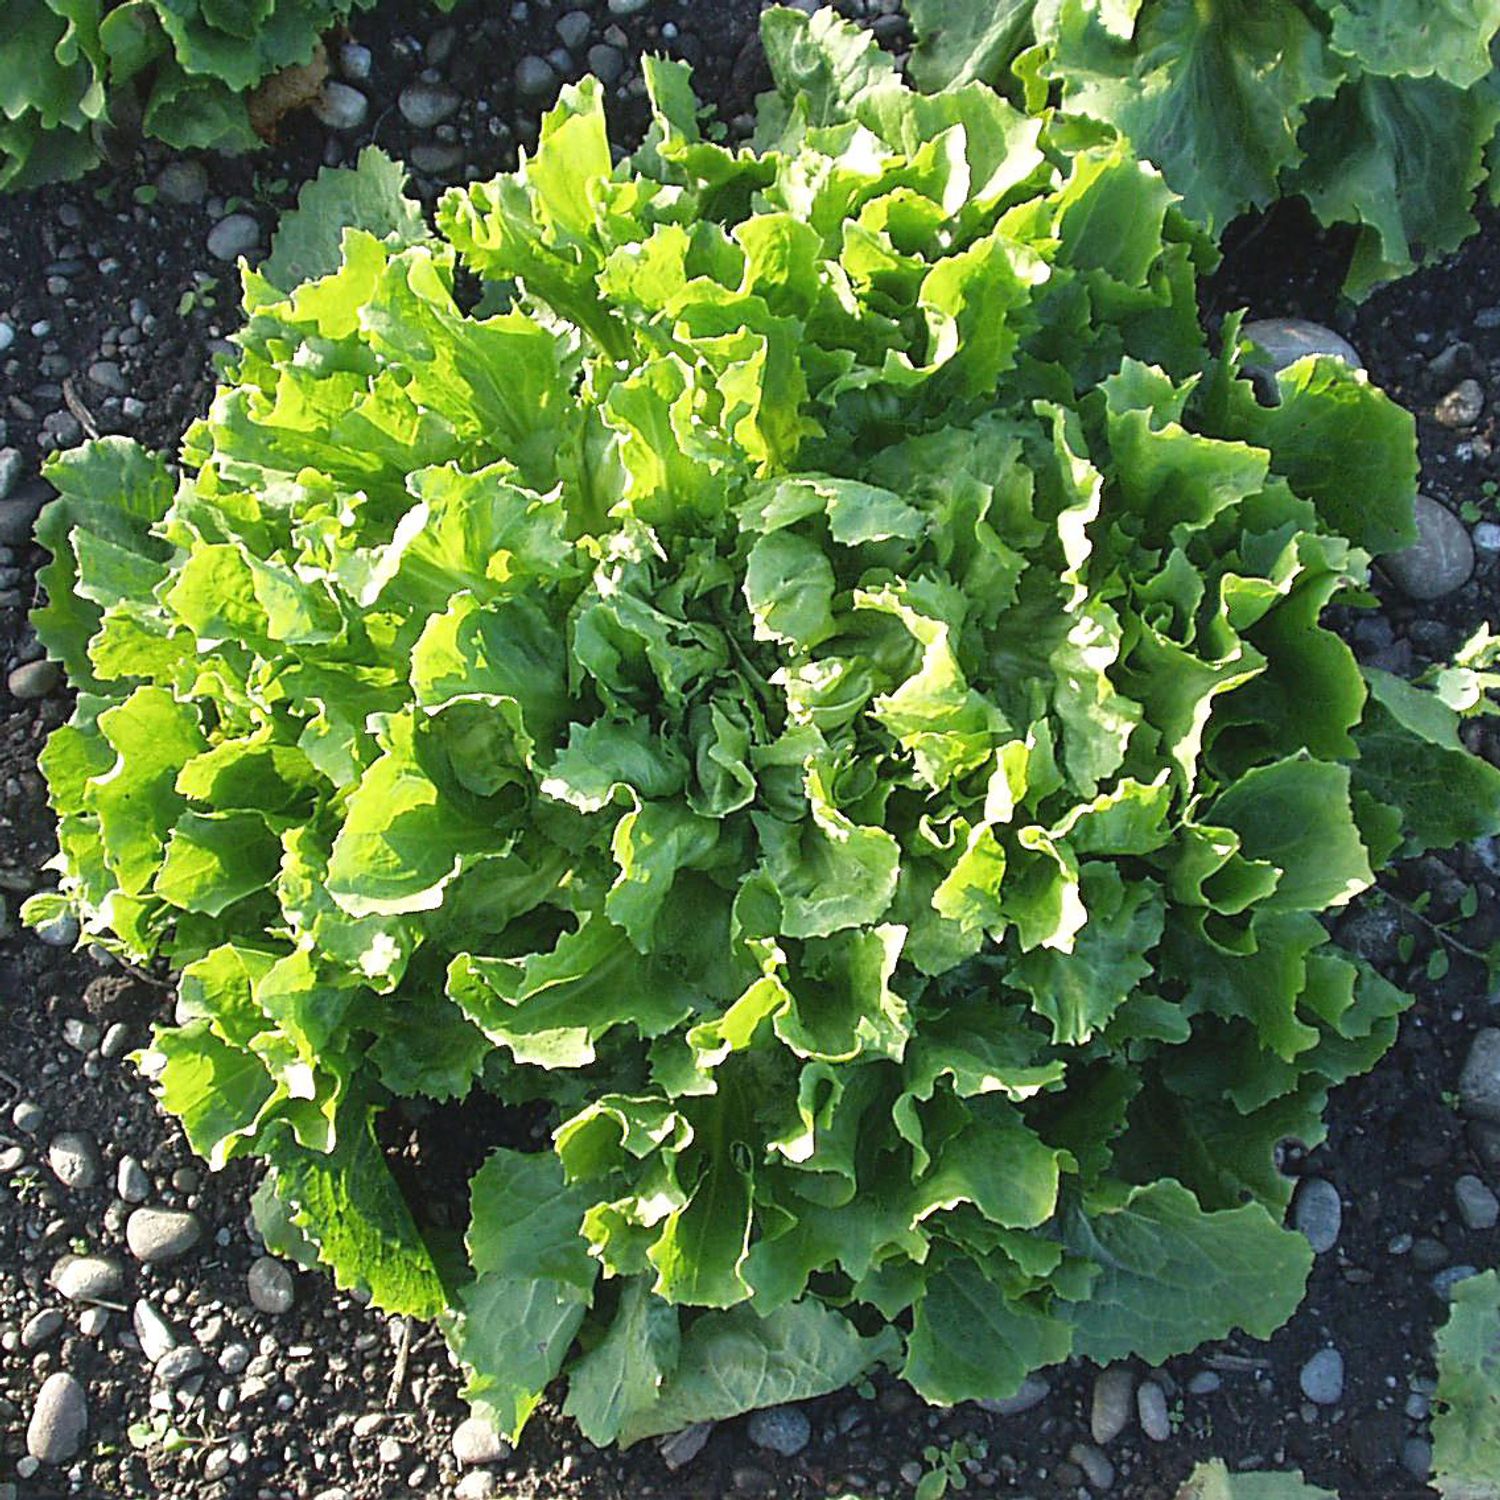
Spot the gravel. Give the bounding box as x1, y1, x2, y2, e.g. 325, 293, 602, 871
314, 82, 370, 132
155, 160, 208, 205
1299, 1348, 1345, 1406
26, 1373, 87, 1465
21, 1309, 63, 1350
117, 1154, 150, 1203
1293, 1177, 1343, 1254
247, 1255, 296, 1315
125, 1207, 203, 1264
1382, 494, 1475, 602
206, 213, 262, 263
452, 1415, 510, 1466
1435, 379, 1485, 428
1090, 1366, 1134, 1445
515, 54, 560, 102
659, 1422, 714, 1470
399, 82, 461, 129
8, 659, 61, 700
1455, 1173, 1500, 1230
1460, 1029, 1500, 1123
50, 1254, 123, 1303
1136, 1380, 1171, 1442
747, 1404, 811, 1458
133, 1300, 178, 1364
46, 1130, 100, 1190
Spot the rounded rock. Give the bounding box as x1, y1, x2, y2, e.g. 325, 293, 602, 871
457, 1473, 498, 1500
155, 160, 209, 206
126, 1207, 203, 1264
153, 1344, 205, 1387
1299, 1347, 1344, 1406
747, 1404, 811, 1458
27, 1373, 87, 1465
399, 82, 460, 129
9, 659, 61, 701
1382, 494, 1475, 602
1241, 318, 1363, 378
36, 911, 79, 947
1292, 1176, 1342, 1254
314, 82, 369, 132
1456, 1173, 1500, 1230
1461, 1030, 1500, 1124
1137, 1380, 1171, 1442
1436, 379, 1485, 429
339, 43, 373, 81
0, 446, 22, 501
117, 1155, 150, 1204
608, 0, 649, 13
977, 1373, 1050, 1416
658, 1421, 714, 1470
515, 54, 559, 102
1402, 1437, 1433, 1482
1434, 1264, 1481, 1300
21, 1309, 64, 1350
587, 43, 625, 86
556, 10, 593, 50
1090, 1365, 1134, 1445
47, 1131, 100, 1191
50, 1254, 123, 1303
133, 1299, 177, 1364
207, 214, 261, 263
1068, 1442, 1115, 1491
452, 1415, 510, 1467
247, 1255, 295, 1315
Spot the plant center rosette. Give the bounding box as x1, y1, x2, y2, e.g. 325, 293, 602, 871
24, 7, 1500, 1446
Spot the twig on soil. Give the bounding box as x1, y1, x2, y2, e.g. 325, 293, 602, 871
1382, 889, 1491, 963
386, 1317, 412, 1410
61, 378, 102, 441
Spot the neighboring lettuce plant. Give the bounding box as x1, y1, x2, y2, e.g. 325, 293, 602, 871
0, 0, 456, 191
23, 5, 1500, 1447
1433, 1270, 1500, 1499
907, 0, 1500, 299
1175, 1459, 1336, 1500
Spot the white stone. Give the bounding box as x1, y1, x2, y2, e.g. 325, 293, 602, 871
133, 1300, 177, 1364
247, 1256, 295, 1315
27, 1373, 87, 1464
452, 1415, 510, 1466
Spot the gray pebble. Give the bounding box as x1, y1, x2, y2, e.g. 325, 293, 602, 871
117, 1155, 150, 1203
1090, 1365, 1134, 1444
747, 1404, 810, 1458
21, 1309, 63, 1350
1299, 1347, 1344, 1406
1241, 318, 1363, 378
0, 321, 13, 353
77, 1307, 109, 1337
0, 1145, 24, 1173
126, 1207, 202, 1264
133, 1300, 177, 1364
1436, 379, 1485, 429
1292, 1177, 1342, 1254
1461, 1029, 1500, 1124
87, 360, 127, 397
1401, 1437, 1432, 1482
587, 43, 625, 85
1382, 493, 1475, 602
0, 447, 21, 501
61, 1018, 99, 1052
153, 1344, 205, 1387
26, 1373, 87, 1464
556, 10, 593, 49
1068, 1443, 1115, 1491
1136, 1380, 1171, 1442
339, 43, 373, 81
1474, 521, 1500, 553
1433, 1264, 1481, 1300
204, 1448, 232, 1482
206, 213, 261, 263
0, 479, 49, 546
1455, 1173, 1500, 1230
100, 1022, 131, 1059
8, 659, 61, 700
410, 142, 465, 175
977, 1374, 1050, 1416
47, 1132, 99, 1191
247, 1255, 295, 1314
1187, 1371, 1221, 1396
659, 1422, 714, 1470
155, 160, 208, 206
399, 82, 460, 128
608, 0, 649, 13
12, 1099, 45, 1133
36, 911, 79, 948
452, 1415, 510, 1466
218, 1342, 251, 1376
456, 1473, 497, 1500
314, 82, 369, 132
515, 54, 559, 101
50, 1254, 123, 1303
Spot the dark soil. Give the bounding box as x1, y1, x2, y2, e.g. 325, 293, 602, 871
3, 5, 1499, 1499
